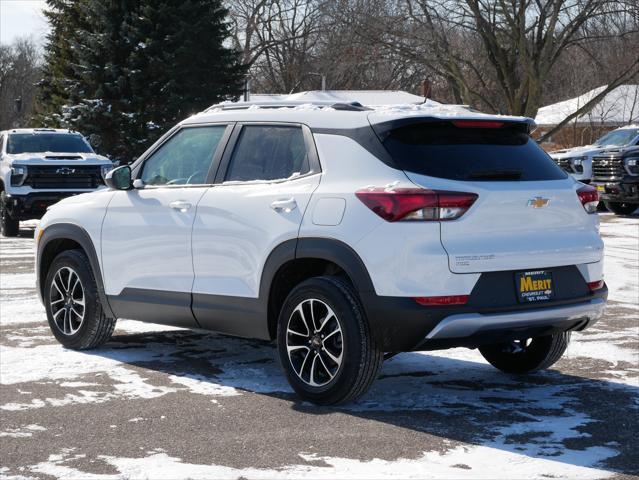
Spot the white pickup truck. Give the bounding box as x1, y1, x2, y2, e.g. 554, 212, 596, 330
0, 128, 113, 236
549, 125, 639, 183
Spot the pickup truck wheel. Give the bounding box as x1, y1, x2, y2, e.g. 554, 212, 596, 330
0, 198, 19, 237
604, 201, 637, 216
479, 332, 570, 374
277, 276, 383, 405
44, 249, 116, 350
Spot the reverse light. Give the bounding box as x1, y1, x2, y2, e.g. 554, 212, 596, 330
355, 188, 478, 222
587, 280, 604, 291
413, 295, 470, 306
577, 185, 599, 214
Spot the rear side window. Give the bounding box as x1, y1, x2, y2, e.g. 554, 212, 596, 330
225, 125, 311, 182
381, 122, 566, 181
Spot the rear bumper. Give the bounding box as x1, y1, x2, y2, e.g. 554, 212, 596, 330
424, 298, 604, 340
362, 283, 607, 352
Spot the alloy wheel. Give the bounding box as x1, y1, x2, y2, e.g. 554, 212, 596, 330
49, 266, 85, 335
286, 298, 343, 387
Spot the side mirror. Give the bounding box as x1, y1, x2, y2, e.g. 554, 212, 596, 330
105, 165, 132, 190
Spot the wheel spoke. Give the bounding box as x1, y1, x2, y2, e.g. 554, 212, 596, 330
66, 269, 73, 293
71, 277, 80, 296
53, 273, 66, 296
309, 353, 319, 386
63, 309, 70, 334
317, 307, 336, 332
323, 345, 342, 365
298, 349, 312, 379
317, 351, 335, 380
322, 327, 340, 343
71, 306, 83, 320
287, 344, 309, 354
287, 327, 307, 337
50, 298, 65, 305
309, 299, 318, 331
293, 304, 311, 336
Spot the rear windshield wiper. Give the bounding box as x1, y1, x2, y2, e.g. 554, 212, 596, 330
467, 169, 523, 180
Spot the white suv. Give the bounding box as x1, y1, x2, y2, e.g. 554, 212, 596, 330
35, 102, 607, 404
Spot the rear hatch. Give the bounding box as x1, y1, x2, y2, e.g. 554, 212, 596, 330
371, 117, 603, 273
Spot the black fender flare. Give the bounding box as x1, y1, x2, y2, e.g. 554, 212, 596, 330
294, 237, 376, 293
37, 223, 115, 318
258, 237, 376, 304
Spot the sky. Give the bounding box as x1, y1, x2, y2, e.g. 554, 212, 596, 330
0, 0, 49, 46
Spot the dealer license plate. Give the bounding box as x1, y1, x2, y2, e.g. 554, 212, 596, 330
516, 270, 554, 303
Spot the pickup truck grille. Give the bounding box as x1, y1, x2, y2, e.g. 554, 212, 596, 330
25, 165, 103, 189
592, 156, 624, 180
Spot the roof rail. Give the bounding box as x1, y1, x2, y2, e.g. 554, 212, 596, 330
204, 100, 371, 112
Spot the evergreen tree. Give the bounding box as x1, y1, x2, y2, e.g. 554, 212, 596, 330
129, 0, 247, 141
61, 0, 142, 161
35, 0, 87, 125
36, 0, 245, 163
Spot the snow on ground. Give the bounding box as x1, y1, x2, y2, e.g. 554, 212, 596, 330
0, 214, 637, 479
599, 214, 639, 307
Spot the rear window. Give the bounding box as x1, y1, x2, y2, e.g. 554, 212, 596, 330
381, 122, 566, 181
7, 133, 93, 154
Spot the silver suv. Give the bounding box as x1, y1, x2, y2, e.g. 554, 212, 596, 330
0, 128, 113, 236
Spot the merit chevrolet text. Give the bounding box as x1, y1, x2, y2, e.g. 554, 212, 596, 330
35, 102, 607, 404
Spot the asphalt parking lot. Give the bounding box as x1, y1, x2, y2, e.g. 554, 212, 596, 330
1, 213, 637, 479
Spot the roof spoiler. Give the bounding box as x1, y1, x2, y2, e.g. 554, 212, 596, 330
371, 116, 537, 141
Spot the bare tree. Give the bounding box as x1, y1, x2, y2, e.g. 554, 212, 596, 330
342, 0, 638, 117
0, 38, 41, 130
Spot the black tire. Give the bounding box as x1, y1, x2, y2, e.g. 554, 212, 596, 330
604, 201, 638, 216
479, 332, 570, 374
0, 197, 19, 237
277, 276, 383, 405
44, 249, 116, 350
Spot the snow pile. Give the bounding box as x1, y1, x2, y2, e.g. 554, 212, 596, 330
535, 84, 639, 125
286, 90, 430, 106
369, 102, 529, 122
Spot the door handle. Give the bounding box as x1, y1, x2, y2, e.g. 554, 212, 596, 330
270, 198, 297, 213
169, 200, 192, 212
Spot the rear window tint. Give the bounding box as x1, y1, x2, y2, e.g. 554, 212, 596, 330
381, 122, 566, 181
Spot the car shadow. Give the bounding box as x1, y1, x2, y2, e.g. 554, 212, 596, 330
85, 326, 638, 476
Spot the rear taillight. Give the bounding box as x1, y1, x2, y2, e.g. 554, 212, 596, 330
355, 188, 477, 222
413, 295, 470, 306
577, 185, 599, 214
587, 280, 604, 291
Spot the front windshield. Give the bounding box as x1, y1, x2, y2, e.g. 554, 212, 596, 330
7, 133, 94, 154
594, 128, 639, 147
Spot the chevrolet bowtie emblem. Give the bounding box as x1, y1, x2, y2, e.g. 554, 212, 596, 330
56, 167, 76, 175
528, 197, 550, 208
